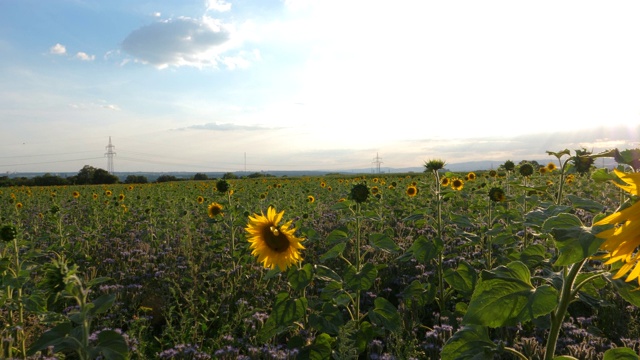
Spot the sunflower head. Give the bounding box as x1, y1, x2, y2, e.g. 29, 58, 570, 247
216, 180, 230, 193
197, 196, 205, 204
546, 162, 557, 172
406, 185, 418, 197
307, 195, 315, 203
0, 224, 17, 242
349, 183, 370, 203
488, 170, 497, 178
245, 206, 305, 270
488, 187, 506, 202
207, 202, 224, 218
519, 163, 534, 177
424, 159, 446, 173
72, 191, 80, 198
440, 177, 450, 187
572, 148, 595, 175
451, 178, 464, 191
467, 172, 477, 181
503, 160, 515, 171
539, 167, 548, 175
593, 169, 640, 283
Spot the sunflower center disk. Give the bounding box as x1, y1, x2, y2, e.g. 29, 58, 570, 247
265, 226, 290, 253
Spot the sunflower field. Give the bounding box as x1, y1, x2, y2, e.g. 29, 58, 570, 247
2, 149, 640, 359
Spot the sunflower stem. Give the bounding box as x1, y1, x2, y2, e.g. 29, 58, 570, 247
544, 259, 586, 360
355, 202, 362, 324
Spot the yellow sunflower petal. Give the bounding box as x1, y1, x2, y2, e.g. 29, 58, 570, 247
613, 169, 640, 195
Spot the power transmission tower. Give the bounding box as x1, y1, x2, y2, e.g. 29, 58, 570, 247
372, 152, 383, 174
105, 136, 116, 174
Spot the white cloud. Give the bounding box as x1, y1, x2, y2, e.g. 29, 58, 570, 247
121, 16, 233, 69
206, 0, 231, 12
50, 43, 66, 55
181, 122, 273, 131
75, 52, 95, 61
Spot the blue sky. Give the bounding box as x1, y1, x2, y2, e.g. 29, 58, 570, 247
1, 0, 639, 173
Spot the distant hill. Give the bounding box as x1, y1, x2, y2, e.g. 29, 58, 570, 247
5, 158, 619, 180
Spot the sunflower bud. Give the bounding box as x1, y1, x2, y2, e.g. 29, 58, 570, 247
519, 163, 534, 177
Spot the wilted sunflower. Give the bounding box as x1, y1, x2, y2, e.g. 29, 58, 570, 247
406, 185, 418, 197
593, 169, 640, 284
451, 179, 464, 191
245, 206, 305, 270
488, 170, 497, 178
488, 187, 506, 202
207, 202, 224, 218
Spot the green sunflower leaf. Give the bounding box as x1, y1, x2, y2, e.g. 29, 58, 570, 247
441, 325, 496, 360
288, 263, 313, 292
344, 263, 377, 292
444, 260, 477, 297
368, 297, 401, 332
603, 347, 640, 360
542, 213, 604, 266
463, 262, 558, 327
369, 233, 400, 253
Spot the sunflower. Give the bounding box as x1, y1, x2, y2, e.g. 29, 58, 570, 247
593, 169, 640, 284
72, 191, 80, 198
406, 185, 418, 197
105, 190, 113, 197
539, 167, 548, 175
488, 187, 506, 202
546, 162, 557, 172
451, 178, 464, 191
467, 172, 477, 181
16, 202, 23, 210
245, 206, 305, 270
349, 183, 370, 203
197, 196, 205, 204
307, 195, 315, 203
118, 194, 125, 201
371, 186, 380, 195
441, 177, 450, 187
519, 163, 534, 177
207, 202, 224, 218
488, 170, 497, 178
92, 193, 98, 200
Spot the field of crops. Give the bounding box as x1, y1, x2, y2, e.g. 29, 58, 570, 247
2, 152, 640, 359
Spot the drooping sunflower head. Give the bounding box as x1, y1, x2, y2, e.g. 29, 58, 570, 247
0, 224, 17, 242
451, 178, 464, 191
207, 202, 224, 218
245, 206, 305, 270
488, 187, 506, 202
406, 185, 418, 197
572, 148, 595, 175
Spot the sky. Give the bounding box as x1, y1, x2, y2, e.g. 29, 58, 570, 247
1, 0, 639, 174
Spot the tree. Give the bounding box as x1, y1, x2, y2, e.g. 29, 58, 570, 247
193, 173, 208, 180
